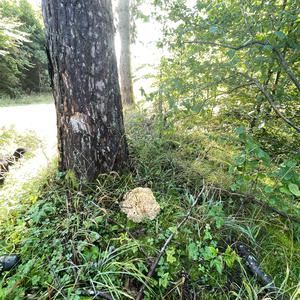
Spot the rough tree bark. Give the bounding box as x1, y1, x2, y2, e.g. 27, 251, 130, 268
118, 0, 134, 105
42, 0, 129, 181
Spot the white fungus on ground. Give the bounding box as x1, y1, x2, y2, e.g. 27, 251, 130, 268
120, 187, 160, 223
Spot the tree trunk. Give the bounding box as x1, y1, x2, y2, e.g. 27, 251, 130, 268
42, 0, 129, 181
118, 0, 134, 105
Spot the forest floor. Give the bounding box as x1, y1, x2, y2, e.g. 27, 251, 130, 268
0, 102, 299, 300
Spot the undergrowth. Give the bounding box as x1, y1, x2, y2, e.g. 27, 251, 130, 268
0, 111, 299, 299
0, 127, 41, 156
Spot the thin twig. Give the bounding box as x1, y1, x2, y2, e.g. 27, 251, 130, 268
135, 185, 206, 300
185, 39, 300, 93
272, 47, 300, 93
183, 40, 266, 50
213, 187, 300, 225
238, 72, 300, 133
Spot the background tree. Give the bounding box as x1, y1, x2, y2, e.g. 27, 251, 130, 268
42, 0, 129, 181
0, 8, 28, 97
152, 0, 300, 154
118, 0, 134, 105
0, 0, 48, 97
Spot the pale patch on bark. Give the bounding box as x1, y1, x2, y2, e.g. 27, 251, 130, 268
91, 45, 96, 58
96, 80, 105, 91
69, 112, 90, 134
62, 72, 70, 89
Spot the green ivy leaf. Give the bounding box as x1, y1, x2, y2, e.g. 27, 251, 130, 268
264, 186, 273, 193
223, 246, 237, 268
211, 257, 223, 274
166, 247, 177, 264
188, 242, 198, 260
279, 186, 292, 195
158, 272, 169, 288
236, 126, 245, 135
226, 49, 235, 58
274, 31, 286, 40
203, 246, 218, 260
288, 183, 300, 197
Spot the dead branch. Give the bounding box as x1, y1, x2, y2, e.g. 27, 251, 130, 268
213, 187, 300, 225
236, 242, 275, 287
235, 242, 286, 300
135, 185, 206, 300
184, 40, 266, 50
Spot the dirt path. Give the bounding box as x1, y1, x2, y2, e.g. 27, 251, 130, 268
0, 104, 57, 214
0, 103, 57, 150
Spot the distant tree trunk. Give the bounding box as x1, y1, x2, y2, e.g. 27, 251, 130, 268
42, 0, 129, 181
118, 0, 134, 105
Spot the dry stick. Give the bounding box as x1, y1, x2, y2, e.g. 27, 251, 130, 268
135, 186, 206, 300
244, 194, 300, 225
235, 242, 276, 288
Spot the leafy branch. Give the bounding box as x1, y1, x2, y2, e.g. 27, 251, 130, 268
185, 39, 300, 93
239, 72, 300, 133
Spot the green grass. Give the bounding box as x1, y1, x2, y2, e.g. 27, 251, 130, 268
0, 109, 299, 299
0, 93, 53, 107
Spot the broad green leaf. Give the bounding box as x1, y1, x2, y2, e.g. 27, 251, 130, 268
226, 49, 235, 58
236, 126, 245, 135
223, 246, 237, 268
264, 186, 273, 193
288, 183, 300, 197
274, 31, 286, 40
188, 242, 199, 260
279, 187, 292, 196
211, 257, 223, 274
166, 247, 177, 264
